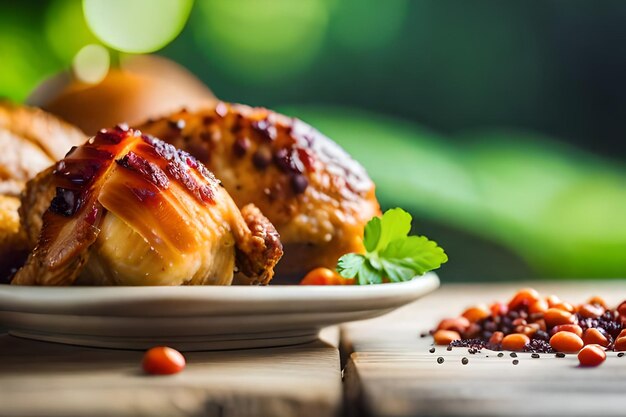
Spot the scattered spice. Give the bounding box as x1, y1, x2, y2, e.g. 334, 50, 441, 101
437, 357, 444, 364
512, 359, 519, 365
617, 352, 624, 357
429, 347, 435, 353
531, 353, 540, 359
510, 352, 517, 358
461, 357, 469, 365
497, 353, 504, 358
430, 288, 625, 365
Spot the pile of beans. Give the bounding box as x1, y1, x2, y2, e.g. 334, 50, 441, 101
432, 288, 626, 367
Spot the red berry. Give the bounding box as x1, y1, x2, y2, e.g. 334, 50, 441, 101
577, 344, 606, 367
142, 346, 186, 375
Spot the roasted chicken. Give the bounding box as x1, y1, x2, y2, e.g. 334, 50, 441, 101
0, 102, 85, 281
137, 103, 380, 280
13, 125, 282, 286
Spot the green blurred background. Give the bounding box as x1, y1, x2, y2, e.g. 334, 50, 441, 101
2, 0, 625, 281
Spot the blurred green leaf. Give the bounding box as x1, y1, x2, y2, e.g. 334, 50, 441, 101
279, 106, 483, 227
327, 0, 408, 52
280, 106, 626, 278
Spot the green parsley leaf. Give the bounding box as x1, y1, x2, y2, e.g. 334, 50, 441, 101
363, 216, 382, 252
356, 259, 382, 285
381, 236, 448, 275
337, 208, 447, 285
372, 208, 412, 252
336, 253, 366, 278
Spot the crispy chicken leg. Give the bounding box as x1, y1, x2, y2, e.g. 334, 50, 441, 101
13, 125, 282, 286
137, 103, 380, 281
0, 102, 85, 281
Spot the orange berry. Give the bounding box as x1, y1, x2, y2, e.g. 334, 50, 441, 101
300, 268, 354, 285
550, 331, 584, 353
142, 346, 186, 375
587, 296, 607, 308
533, 318, 547, 331
544, 308, 574, 328
578, 344, 606, 367
461, 305, 490, 323
463, 323, 481, 339
512, 318, 527, 327
515, 325, 538, 337
552, 302, 575, 313
490, 302, 508, 318
501, 333, 530, 351
546, 295, 561, 307
551, 324, 583, 338
615, 337, 626, 352
528, 299, 549, 314
577, 304, 604, 319
582, 328, 609, 347
437, 317, 470, 333
488, 331, 504, 345
508, 288, 540, 310
618, 329, 626, 339
433, 330, 461, 345
617, 301, 626, 317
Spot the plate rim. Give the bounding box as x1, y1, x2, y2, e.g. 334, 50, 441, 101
0, 273, 439, 316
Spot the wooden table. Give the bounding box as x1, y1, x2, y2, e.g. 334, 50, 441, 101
342, 282, 626, 417
0, 282, 624, 417
0, 329, 342, 417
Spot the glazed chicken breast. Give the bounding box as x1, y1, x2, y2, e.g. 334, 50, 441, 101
138, 102, 380, 280
13, 125, 282, 286
0, 102, 85, 281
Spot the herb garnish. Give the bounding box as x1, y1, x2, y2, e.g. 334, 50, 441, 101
336, 208, 447, 285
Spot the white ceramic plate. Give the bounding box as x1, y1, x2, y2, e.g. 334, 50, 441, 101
0, 273, 439, 351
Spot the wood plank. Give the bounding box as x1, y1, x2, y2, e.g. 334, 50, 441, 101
0, 327, 341, 417
342, 282, 626, 417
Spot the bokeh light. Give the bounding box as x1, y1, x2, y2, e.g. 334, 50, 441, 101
72, 44, 110, 84
192, 0, 329, 82
83, 0, 193, 53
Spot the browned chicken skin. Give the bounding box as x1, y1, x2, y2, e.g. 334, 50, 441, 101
0, 102, 85, 281
13, 126, 282, 286
137, 102, 380, 281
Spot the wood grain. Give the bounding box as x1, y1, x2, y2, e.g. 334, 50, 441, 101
341, 282, 626, 417
0, 327, 341, 417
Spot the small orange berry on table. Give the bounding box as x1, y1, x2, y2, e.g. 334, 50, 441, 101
299, 268, 355, 285
143, 346, 186, 375
578, 344, 606, 367
501, 333, 530, 352
433, 330, 461, 345
550, 331, 584, 354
